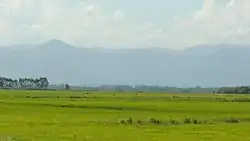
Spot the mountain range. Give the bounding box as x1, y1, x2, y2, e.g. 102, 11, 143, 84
1, 39, 250, 87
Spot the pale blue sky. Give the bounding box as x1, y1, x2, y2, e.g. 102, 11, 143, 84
105, 0, 202, 18
81, 0, 203, 25
0, 0, 249, 49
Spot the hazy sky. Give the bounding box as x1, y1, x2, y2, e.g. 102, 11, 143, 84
0, 0, 250, 49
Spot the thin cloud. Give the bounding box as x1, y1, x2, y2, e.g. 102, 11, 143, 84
0, 0, 250, 48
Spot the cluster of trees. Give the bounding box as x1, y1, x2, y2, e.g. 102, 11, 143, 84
217, 86, 250, 94
0, 77, 49, 89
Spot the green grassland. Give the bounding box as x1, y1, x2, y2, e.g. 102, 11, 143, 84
1, 90, 250, 141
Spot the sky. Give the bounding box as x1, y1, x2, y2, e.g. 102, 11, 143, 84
0, 0, 250, 49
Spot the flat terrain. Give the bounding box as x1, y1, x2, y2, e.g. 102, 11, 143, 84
0, 90, 250, 141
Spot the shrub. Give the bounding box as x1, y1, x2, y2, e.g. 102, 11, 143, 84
184, 118, 192, 124
119, 117, 135, 125
169, 119, 179, 125
193, 119, 205, 124
127, 117, 133, 124
192, 119, 199, 124
202, 120, 208, 124
173, 96, 178, 99
150, 118, 161, 124
119, 119, 126, 124
137, 120, 142, 124
183, 118, 208, 124
225, 118, 240, 123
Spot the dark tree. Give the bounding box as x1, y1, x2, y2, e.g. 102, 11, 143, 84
0, 77, 4, 88
65, 84, 70, 90
39, 77, 49, 89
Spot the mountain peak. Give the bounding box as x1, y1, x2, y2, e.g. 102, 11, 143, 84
40, 39, 75, 50
48, 39, 64, 44
44, 39, 70, 46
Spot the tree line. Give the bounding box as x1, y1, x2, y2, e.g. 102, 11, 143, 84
50, 84, 217, 94
1, 76, 249, 94
217, 86, 250, 94
0, 76, 49, 89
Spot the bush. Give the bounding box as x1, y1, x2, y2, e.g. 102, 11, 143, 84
203, 120, 208, 124
119, 117, 133, 125
173, 96, 178, 99
150, 118, 161, 124
119, 119, 126, 124
184, 118, 192, 124
184, 118, 207, 124
192, 119, 199, 124
127, 117, 133, 124
137, 120, 142, 124
225, 118, 240, 123
169, 119, 179, 125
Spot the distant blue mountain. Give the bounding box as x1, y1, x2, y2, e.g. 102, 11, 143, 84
1, 40, 250, 87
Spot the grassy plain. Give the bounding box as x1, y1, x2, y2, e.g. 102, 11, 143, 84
0, 90, 250, 141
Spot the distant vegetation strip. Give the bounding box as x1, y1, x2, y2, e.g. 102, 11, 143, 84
1, 76, 250, 94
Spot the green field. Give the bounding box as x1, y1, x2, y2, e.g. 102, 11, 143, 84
1, 90, 250, 141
